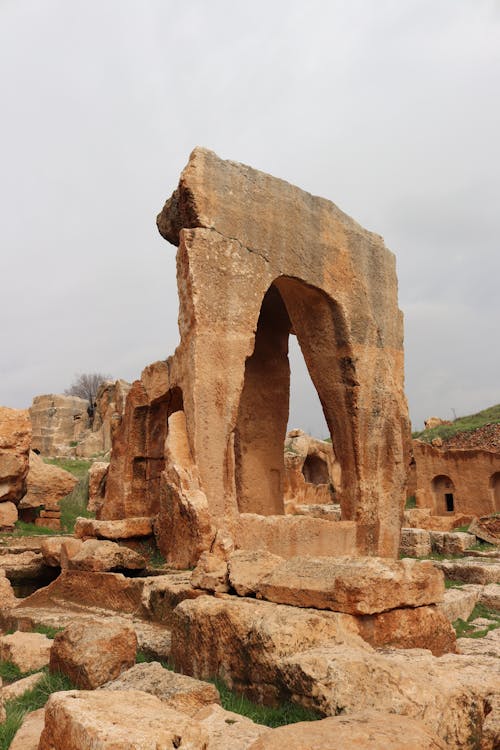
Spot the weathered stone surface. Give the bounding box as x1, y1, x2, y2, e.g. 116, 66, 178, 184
469, 515, 500, 545
247, 712, 446, 750
75, 515, 153, 540
67, 539, 146, 572
403, 507, 473, 531
87, 461, 109, 513
254, 556, 444, 615
195, 703, 271, 749
228, 550, 282, 596
171, 594, 367, 701
0, 500, 17, 529
480, 582, 500, 610
103, 661, 220, 715
40, 536, 66, 566
9, 707, 45, 750
277, 646, 500, 750
38, 689, 209, 750
456, 627, 500, 658
19, 451, 77, 512
433, 557, 500, 585
288, 503, 341, 521
437, 586, 480, 623
0, 569, 16, 610
356, 605, 456, 656
235, 515, 357, 558
191, 551, 229, 593
0, 631, 52, 672
0, 406, 31, 503
429, 530, 475, 556
0, 551, 45, 581
50, 619, 137, 688
399, 527, 431, 557
59, 538, 83, 569
0, 671, 44, 701
140, 571, 206, 626
29, 394, 89, 456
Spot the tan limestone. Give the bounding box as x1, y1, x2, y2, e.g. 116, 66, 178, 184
437, 586, 480, 623
399, 527, 431, 557
103, 661, 220, 715
283, 430, 340, 510
74, 515, 153, 540
0, 406, 31, 503
429, 530, 475, 555
228, 550, 283, 596
0, 671, 44, 701
433, 557, 500, 585
0, 631, 52, 672
87, 461, 109, 513
9, 708, 45, 750
19, 451, 77, 513
247, 712, 446, 750
356, 605, 456, 655
38, 689, 209, 750
49, 619, 137, 688
191, 551, 229, 593
66, 539, 146, 572
253, 556, 444, 615
0, 551, 44, 581
195, 703, 271, 749
59, 538, 83, 568
29, 394, 89, 456
0, 500, 17, 529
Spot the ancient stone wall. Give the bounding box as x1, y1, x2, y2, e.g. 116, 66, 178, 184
30, 395, 90, 456
413, 439, 500, 516
100, 148, 410, 560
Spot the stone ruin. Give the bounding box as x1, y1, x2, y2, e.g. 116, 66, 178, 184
100, 146, 410, 564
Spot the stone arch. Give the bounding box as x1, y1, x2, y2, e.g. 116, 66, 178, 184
490, 472, 500, 512
234, 276, 356, 518
432, 474, 456, 515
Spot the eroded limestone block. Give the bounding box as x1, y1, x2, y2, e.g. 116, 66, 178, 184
437, 586, 480, 623
228, 549, 283, 597
480, 583, 500, 610
0, 500, 18, 529
75, 515, 153, 540
399, 527, 431, 557
0, 631, 52, 672
0, 406, 31, 503
8, 707, 45, 750
103, 661, 220, 716
195, 703, 271, 749
87, 461, 109, 513
433, 557, 500, 585
19, 452, 77, 513
191, 551, 229, 593
66, 539, 146, 572
140, 571, 206, 626
247, 711, 446, 750
0, 550, 45, 581
38, 689, 209, 750
1, 672, 44, 701
50, 619, 137, 688
29, 394, 89, 456
429, 531, 475, 556
254, 556, 444, 615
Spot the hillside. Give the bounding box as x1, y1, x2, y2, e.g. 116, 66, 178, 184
412, 403, 500, 450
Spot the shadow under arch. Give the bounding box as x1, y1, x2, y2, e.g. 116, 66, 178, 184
234, 275, 358, 519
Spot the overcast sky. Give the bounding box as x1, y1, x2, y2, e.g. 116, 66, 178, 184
1, 0, 498, 434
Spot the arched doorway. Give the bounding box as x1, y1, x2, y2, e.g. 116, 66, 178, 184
432, 474, 456, 515
233, 276, 355, 517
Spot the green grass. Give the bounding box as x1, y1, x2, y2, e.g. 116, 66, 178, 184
453, 524, 470, 533
214, 679, 322, 727
444, 578, 465, 589
468, 540, 497, 552
10, 520, 56, 536
412, 403, 500, 444
33, 624, 62, 639
453, 602, 500, 639
59, 473, 94, 532
405, 495, 416, 509
0, 669, 75, 750
43, 457, 92, 479
0, 661, 25, 684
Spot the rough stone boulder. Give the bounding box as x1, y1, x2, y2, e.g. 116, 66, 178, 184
50, 619, 137, 688
253, 555, 444, 615
0, 550, 45, 581
356, 605, 456, 656
19, 451, 77, 514
247, 712, 446, 749
1, 672, 44, 701
0, 500, 18, 530
103, 661, 220, 715
195, 703, 271, 749
87, 460, 109, 513
433, 557, 500, 585
29, 393, 89, 456
0, 570, 16, 611
38, 689, 209, 750
171, 594, 368, 702
140, 571, 206, 626
191, 551, 230, 593
469, 515, 500, 545
403, 508, 473, 532
66, 539, 146, 572
429, 530, 475, 556
480, 583, 500, 610
399, 527, 432, 557
74, 515, 153, 540
277, 646, 499, 750
228, 549, 283, 596
8, 707, 45, 750
437, 586, 480, 623
0, 631, 52, 672
0, 406, 31, 503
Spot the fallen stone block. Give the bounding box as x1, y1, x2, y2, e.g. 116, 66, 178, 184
433, 557, 500, 585
247, 711, 446, 750
228, 550, 283, 596
74, 515, 154, 540
191, 551, 229, 593
38, 689, 209, 750
469, 515, 500, 546
356, 604, 456, 655
0, 671, 44, 701
429, 531, 475, 556
254, 555, 444, 615
437, 586, 480, 623
0, 500, 18, 530
456, 628, 500, 658
195, 703, 271, 749
66, 538, 146, 572
60, 538, 83, 568
49, 618, 137, 688
399, 527, 431, 557
0, 631, 52, 672
0, 551, 45, 581
103, 661, 220, 715
140, 571, 205, 626
480, 582, 500, 610
9, 707, 45, 750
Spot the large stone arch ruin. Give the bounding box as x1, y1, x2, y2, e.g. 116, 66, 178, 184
99, 147, 410, 561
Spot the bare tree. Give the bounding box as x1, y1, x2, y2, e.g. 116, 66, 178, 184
64, 372, 113, 406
